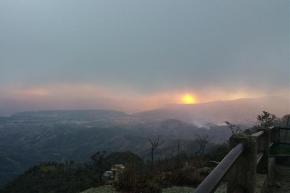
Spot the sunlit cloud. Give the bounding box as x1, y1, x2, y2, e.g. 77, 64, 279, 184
0, 84, 289, 114
12, 88, 51, 97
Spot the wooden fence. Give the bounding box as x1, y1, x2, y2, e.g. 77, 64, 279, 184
193, 127, 289, 193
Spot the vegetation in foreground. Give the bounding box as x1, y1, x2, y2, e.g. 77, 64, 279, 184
0, 112, 288, 193
0, 143, 228, 193
80, 185, 229, 193
81, 185, 196, 193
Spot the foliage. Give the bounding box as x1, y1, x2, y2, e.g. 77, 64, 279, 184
91, 151, 109, 183
194, 134, 209, 155
207, 143, 229, 161
2, 110, 287, 193
0, 162, 99, 193
164, 168, 202, 187
114, 166, 162, 193
80, 185, 195, 193
162, 186, 195, 193
257, 111, 277, 128
0, 112, 232, 186
105, 151, 144, 169
114, 166, 139, 192
81, 186, 117, 193
0, 135, 233, 193
0, 151, 143, 193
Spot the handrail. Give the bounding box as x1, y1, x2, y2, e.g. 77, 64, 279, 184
193, 143, 244, 193
256, 153, 263, 164
193, 127, 288, 193
251, 130, 264, 137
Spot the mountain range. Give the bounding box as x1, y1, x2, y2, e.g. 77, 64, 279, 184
0, 96, 289, 186
136, 96, 290, 125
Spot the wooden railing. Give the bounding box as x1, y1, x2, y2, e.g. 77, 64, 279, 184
193, 127, 288, 193
193, 144, 244, 193
274, 127, 290, 145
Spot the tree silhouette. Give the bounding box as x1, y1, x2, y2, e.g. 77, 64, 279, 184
195, 134, 209, 155
257, 111, 277, 128
148, 136, 162, 169
91, 151, 107, 183
225, 121, 242, 134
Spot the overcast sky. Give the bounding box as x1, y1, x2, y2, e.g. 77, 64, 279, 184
0, 0, 289, 113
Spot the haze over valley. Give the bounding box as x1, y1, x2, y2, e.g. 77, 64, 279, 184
0, 0, 289, 192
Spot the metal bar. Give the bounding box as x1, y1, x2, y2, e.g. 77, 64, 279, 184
251, 131, 264, 138
256, 153, 263, 164
193, 143, 244, 193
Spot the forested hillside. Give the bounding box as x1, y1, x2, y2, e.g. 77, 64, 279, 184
0, 110, 232, 186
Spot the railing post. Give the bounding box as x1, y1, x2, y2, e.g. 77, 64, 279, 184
227, 135, 257, 193
257, 129, 270, 174
271, 127, 280, 144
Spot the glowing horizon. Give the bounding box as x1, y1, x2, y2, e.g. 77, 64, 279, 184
0, 83, 288, 115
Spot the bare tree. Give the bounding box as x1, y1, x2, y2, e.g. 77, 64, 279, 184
176, 139, 181, 155
225, 121, 242, 134
195, 134, 209, 155
148, 136, 162, 169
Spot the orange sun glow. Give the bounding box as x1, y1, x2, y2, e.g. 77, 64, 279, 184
180, 94, 197, 104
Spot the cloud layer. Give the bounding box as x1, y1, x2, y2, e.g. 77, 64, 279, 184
0, 0, 289, 114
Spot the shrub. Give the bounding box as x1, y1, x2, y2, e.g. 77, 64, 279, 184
138, 180, 161, 193
165, 168, 202, 187
114, 167, 162, 193
114, 167, 138, 192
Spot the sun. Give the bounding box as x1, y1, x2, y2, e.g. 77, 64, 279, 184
180, 94, 197, 105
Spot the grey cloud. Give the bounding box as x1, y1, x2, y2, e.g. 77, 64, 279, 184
0, 0, 289, 93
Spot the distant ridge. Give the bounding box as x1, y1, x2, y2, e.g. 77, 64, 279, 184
2, 96, 289, 125
135, 96, 290, 125
12, 109, 129, 118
